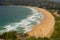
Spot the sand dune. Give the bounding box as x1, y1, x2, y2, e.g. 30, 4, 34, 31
26, 7, 55, 38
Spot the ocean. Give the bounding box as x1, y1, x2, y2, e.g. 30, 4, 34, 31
0, 5, 44, 34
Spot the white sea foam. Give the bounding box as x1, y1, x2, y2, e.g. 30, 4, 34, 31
0, 7, 44, 34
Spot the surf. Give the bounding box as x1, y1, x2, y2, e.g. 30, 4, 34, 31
0, 6, 45, 34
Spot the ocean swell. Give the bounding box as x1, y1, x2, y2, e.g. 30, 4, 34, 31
0, 7, 44, 34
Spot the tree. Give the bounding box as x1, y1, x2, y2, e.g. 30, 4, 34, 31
0, 31, 17, 40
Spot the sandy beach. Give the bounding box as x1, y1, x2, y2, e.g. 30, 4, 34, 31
26, 7, 55, 38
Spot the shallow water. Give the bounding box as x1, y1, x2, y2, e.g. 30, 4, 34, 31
0, 5, 44, 33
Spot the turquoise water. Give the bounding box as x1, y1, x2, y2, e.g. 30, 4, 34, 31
0, 6, 32, 31
0, 6, 32, 26
0, 5, 44, 33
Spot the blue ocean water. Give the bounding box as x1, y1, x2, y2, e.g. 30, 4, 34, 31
0, 5, 44, 33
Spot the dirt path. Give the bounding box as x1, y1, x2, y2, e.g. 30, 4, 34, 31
27, 7, 55, 38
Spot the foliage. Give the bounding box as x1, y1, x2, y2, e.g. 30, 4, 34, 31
0, 0, 60, 10
0, 0, 60, 39
0, 31, 17, 40
50, 12, 60, 40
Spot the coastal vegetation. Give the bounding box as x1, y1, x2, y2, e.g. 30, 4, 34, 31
0, 0, 60, 14
0, 0, 60, 40
0, 0, 60, 10
0, 7, 60, 40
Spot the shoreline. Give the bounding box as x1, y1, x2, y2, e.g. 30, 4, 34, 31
26, 7, 55, 38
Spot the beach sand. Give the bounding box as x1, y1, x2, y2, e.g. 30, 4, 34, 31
26, 7, 55, 38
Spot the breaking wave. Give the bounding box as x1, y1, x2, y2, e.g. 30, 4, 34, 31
0, 7, 44, 34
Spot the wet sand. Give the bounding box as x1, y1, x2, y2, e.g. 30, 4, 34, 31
26, 7, 55, 38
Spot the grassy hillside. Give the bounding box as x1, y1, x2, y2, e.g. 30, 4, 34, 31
0, 9, 60, 40
50, 11, 60, 40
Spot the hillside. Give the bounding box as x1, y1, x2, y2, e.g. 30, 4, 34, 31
0, 0, 60, 10
0, 0, 60, 40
